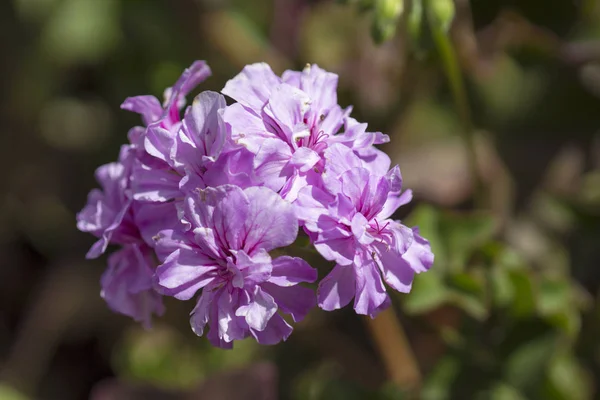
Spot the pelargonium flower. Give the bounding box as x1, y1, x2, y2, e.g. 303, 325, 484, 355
101, 243, 165, 328
295, 145, 433, 317
154, 185, 317, 348
76, 145, 138, 259
77, 59, 434, 347
221, 63, 389, 201
76, 145, 165, 327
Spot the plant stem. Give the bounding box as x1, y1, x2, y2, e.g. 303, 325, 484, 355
364, 308, 421, 391
428, 7, 485, 207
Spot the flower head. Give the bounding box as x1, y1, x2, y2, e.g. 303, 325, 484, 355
76, 145, 138, 258
221, 63, 389, 201
101, 244, 165, 328
296, 145, 433, 317
77, 60, 433, 346
154, 185, 316, 348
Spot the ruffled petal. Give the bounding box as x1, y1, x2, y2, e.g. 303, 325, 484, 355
268, 256, 317, 286
155, 248, 218, 300
222, 62, 281, 112
317, 264, 356, 311
261, 282, 316, 322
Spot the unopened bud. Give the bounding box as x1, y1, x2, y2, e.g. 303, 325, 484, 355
429, 0, 455, 32
372, 0, 404, 43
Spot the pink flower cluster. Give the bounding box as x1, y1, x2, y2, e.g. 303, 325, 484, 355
77, 61, 433, 348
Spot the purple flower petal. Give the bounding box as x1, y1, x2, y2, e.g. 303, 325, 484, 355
222, 62, 281, 112
120, 95, 162, 126
294, 186, 334, 232
268, 256, 316, 286
177, 91, 227, 170
155, 248, 218, 300
253, 138, 293, 192
144, 124, 176, 166
263, 84, 311, 145
353, 254, 389, 317
250, 313, 293, 345
222, 103, 275, 153
101, 244, 164, 328
261, 283, 316, 322
317, 264, 356, 311
190, 289, 213, 337
131, 161, 182, 202
241, 186, 298, 253
288, 147, 320, 173
133, 202, 179, 247
235, 286, 278, 331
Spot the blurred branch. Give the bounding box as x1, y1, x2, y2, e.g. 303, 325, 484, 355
364, 308, 421, 392
427, 1, 485, 207
0, 261, 95, 395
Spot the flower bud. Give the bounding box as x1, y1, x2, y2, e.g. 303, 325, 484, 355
372, 0, 404, 43
428, 0, 455, 32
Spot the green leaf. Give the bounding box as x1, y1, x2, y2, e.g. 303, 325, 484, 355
448, 289, 488, 320
446, 271, 488, 319
537, 278, 581, 337
421, 356, 461, 400
504, 334, 557, 392
449, 271, 484, 294
114, 325, 258, 389
544, 353, 592, 400
478, 383, 527, 400
491, 267, 515, 308
439, 211, 496, 272
546, 308, 581, 338
538, 279, 571, 315
403, 272, 448, 314
507, 270, 537, 317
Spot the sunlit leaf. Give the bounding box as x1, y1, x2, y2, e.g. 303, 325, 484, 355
546, 308, 581, 338
543, 353, 592, 400
403, 271, 448, 314
439, 211, 496, 273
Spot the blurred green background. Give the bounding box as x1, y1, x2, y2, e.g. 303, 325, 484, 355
1, 0, 600, 399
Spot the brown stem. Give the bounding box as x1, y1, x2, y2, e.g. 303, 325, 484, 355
364, 308, 421, 391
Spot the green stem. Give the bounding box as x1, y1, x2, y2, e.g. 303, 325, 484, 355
427, 6, 485, 208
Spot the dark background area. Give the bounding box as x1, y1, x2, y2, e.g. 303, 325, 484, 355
1, 0, 600, 399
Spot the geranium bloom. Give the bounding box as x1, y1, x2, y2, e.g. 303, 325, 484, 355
76, 145, 138, 259
76, 146, 165, 326
77, 60, 433, 346
295, 145, 433, 317
101, 244, 165, 328
154, 185, 317, 348
221, 63, 389, 200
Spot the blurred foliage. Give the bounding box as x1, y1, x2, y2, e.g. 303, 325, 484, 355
1, 0, 600, 399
